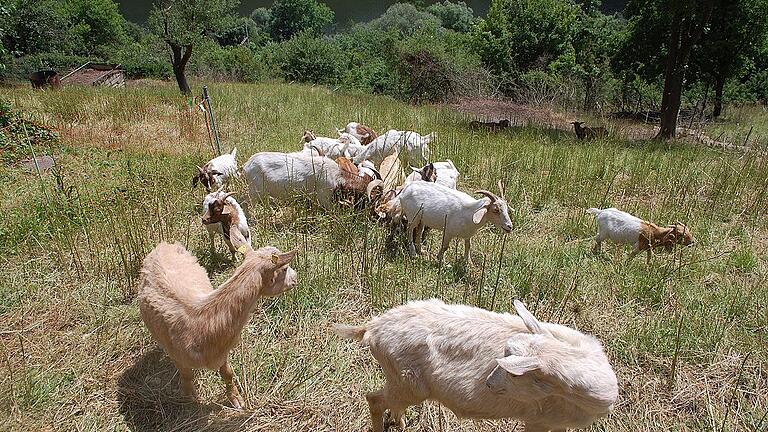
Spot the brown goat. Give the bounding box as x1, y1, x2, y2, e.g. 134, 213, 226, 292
301, 129, 317, 143
192, 164, 223, 192
571, 121, 608, 140
138, 243, 298, 408
470, 119, 511, 130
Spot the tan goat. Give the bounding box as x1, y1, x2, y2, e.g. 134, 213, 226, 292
138, 242, 298, 408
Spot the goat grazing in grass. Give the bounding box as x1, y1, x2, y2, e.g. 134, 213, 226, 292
380, 180, 512, 263
586, 207, 695, 264
334, 299, 618, 432
138, 243, 298, 409
192, 148, 239, 192
338, 121, 378, 145
571, 121, 608, 140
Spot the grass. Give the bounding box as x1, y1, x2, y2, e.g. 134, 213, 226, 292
1, 82, 767, 431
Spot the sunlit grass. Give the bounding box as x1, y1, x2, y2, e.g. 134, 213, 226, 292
0, 82, 766, 431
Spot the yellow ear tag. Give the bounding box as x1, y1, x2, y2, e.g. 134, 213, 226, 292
271, 254, 279, 264
237, 245, 248, 255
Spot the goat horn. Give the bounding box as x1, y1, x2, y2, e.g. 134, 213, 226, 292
221, 191, 236, 201
366, 179, 384, 200
197, 165, 205, 174
474, 190, 497, 204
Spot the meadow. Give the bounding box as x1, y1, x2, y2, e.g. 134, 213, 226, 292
0, 82, 766, 431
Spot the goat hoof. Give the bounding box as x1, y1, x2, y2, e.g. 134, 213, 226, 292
229, 394, 245, 410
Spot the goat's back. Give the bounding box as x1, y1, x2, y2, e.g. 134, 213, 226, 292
138, 242, 213, 312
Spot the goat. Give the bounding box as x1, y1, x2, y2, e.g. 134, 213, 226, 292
571, 121, 608, 140
380, 181, 512, 263
192, 148, 239, 192
201, 190, 251, 258
352, 129, 434, 167
337, 121, 378, 145
337, 132, 367, 159
244, 152, 343, 209
586, 207, 695, 264
301, 130, 349, 159
405, 160, 460, 189
138, 242, 298, 409
334, 298, 618, 432
470, 119, 511, 130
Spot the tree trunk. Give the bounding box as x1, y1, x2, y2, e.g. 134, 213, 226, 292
655, 0, 716, 140
169, 43, 193, 95
712, 74, 725, 118
583, 77, 596, 112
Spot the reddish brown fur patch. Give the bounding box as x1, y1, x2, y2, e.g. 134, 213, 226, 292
638, 221, 677, 252
357, 124, 378, 145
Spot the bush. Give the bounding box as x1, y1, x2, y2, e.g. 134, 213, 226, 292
426, 1, 476, 33
112, 39, 172, 79
8, 52, 90, 81
368, 3, 441, 36
275, 33, 345, 84
269, 0, 334, 41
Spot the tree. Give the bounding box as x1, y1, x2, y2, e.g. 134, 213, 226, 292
368, 3, 440, 36
64, 0, 128, 57
149, 0, 239, 94
692, 0, 768, 117
622, 0, 715, 139
426, 1, 476, 33
472, 0, 579, 91
269, 0, 334, 42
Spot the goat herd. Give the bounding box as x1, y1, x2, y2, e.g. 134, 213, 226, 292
137, 121, 696, 432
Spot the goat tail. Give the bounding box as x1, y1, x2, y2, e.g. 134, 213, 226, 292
333, 323, 367, 342
231, 147, 237, 158
586, 208, 602, 216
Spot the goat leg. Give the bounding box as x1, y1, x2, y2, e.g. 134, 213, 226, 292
219, 362, 245, 409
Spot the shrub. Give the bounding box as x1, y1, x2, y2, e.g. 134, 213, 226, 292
275, 33, 345, 84
426, 1, 476, 33
368, 3, 441, 36
112, 40, 172, 79
8, 52, 90, 81
269, 0, 334, 42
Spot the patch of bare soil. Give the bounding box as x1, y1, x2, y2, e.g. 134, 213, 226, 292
453, 98, 762, 151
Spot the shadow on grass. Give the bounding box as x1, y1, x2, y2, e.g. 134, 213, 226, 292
117, 348, 216, 431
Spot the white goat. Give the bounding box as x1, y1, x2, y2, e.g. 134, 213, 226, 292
380, 181, 512, 263
334, 299, 618, 432
201, 190, 251, 257
353, 130, 434, 167
244, 152, 343, 209
586, 207, 695, 264
337, 132, 367, 159
192, 148, 239, 192
404, 159, 460, 189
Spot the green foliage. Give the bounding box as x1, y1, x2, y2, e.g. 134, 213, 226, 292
368, 3, 441, 36
112, 40, 172, 79
63, 0, 128, 57
426, 1, 476, 33
0, 99, 59, 164
1, 0, 71, 57
192, 41, 265, 82
473, 0, 580, 92
269, 0, 334, 41
148, 0, 240, 48
9, 52, 91, 81
276, 32, 344, 84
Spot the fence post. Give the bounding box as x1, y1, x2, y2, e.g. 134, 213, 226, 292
202, 86, 222, 156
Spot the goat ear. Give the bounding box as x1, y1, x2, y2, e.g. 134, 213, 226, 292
411, 166, 421, 173
472, 207, 487, 224
514, 300, 548, 335
192, 175, 200, 188
271, 249, 298, 267
496, 355, 540, 376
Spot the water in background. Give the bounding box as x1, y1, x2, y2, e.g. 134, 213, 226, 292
118, 0, 627, 25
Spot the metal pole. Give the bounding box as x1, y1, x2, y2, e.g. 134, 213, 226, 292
202, 86, 222, 156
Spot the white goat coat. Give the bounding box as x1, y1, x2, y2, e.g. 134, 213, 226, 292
353, 130, 432, 167
243, 152, 342, 208
202, 192, 251, 251
433, 159, 459, 189
206, 148, 239, 189
587, 207, 643, 244
351, 299, 617, 429
398, 182, 490, 239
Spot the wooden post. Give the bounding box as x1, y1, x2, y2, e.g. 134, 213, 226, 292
202, 86, 222, 156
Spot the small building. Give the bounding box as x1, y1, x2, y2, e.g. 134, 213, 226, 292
61, 62, 125, 88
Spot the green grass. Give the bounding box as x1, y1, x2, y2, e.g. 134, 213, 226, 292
1, 82, 767, 431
